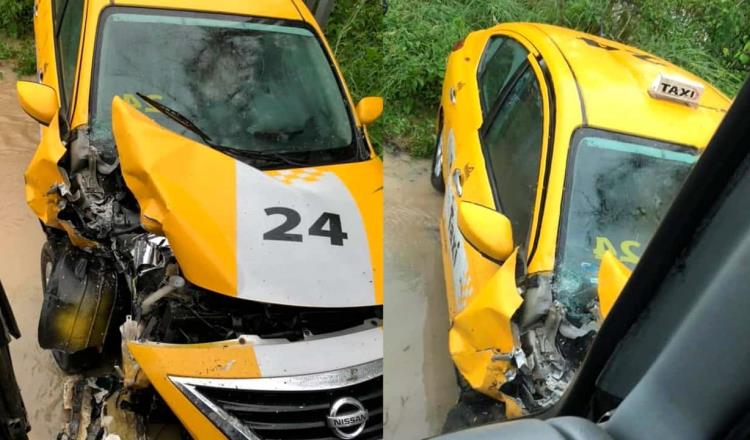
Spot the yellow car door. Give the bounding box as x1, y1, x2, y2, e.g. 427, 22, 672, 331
439, 32, 549, 318
440, 33, 557, 406
24, 0, 87, 230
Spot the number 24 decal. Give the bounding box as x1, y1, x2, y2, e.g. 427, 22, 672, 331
263, 207, 348, 246
593, 236, 641, 264
122, 93, 162, 113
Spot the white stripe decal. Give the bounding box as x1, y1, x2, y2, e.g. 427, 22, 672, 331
235, 162, 374, 306
253, 327, 383, 377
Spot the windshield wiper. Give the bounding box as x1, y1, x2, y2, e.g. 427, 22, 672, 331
136, 93, 305, 168
215, 144, 307, 167
137, 93, 215, 147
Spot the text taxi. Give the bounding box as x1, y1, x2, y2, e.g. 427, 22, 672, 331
430, 22, 729, 417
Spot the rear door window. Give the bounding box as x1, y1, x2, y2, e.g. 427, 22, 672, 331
477, 37, 528, 113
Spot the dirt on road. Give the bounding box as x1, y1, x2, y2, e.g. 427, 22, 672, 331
384, 153, 458, 438
0, 70, 66, 438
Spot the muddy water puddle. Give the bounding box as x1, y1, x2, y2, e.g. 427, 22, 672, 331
0, 70, 67, 439
384, 153, 458, 439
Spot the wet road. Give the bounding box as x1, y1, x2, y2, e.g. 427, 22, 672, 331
384, 153, 458, 439
0, 70, 66, 438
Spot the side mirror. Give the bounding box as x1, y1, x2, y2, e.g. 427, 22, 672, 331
457, 201, 514, 262
16, 81, 58, 126
356, 96, 383, 126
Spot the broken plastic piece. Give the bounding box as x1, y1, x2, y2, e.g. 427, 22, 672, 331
141, 275, 185, 314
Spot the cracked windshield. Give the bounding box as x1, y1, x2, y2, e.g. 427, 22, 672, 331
554, 129, 698, 322
91, 10, 355, 164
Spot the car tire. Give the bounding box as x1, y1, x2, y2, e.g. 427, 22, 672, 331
431, 116, 446, 193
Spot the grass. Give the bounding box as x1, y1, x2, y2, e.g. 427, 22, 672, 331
0, 0, 35, 77
0, 38, 35, 77
380, 0, 541, 156
375, 0, 750, 156
325, 0, 386, 153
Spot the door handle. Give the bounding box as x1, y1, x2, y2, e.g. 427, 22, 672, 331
452, 169, 463, 196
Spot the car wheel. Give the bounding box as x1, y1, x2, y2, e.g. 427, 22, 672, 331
431, 117, 446, 193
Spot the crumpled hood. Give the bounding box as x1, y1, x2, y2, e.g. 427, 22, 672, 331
111, 97, 382, 307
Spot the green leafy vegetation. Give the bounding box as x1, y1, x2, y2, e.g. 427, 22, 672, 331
0, 0, 35, 76
325, 0, 386, 152
0, 38, 35, 76
333, 0, 749, 156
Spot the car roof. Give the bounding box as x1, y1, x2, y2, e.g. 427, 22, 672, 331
108, 0, 304, 21
507, 23, 731, 150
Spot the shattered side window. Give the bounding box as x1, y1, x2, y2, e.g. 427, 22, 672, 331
554, 128, 698, 320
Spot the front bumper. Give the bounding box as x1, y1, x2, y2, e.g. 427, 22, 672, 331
128, 326, 383, 440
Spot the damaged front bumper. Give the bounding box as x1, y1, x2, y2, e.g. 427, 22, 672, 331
449, 249, 607, 417
127, 326, 383, 440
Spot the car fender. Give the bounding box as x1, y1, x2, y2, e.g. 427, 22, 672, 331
449, 249, 523, 401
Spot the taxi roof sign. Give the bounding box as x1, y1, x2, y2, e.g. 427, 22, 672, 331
649, 74, 704, 106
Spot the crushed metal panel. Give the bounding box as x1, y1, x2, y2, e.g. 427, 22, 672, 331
449, 249, 523, 398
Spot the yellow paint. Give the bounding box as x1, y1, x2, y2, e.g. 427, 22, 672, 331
598, 251, 632, 319
267, 168, 326, 185
356, 97, 384, 126
593, 236, 643, 265
23, 113, 65, 229
16, 81, 58, 125
438, 22, 730, 415
24, 0, 65, 230
112, 97, 383, 304
112, 97, 238, 296
449, 249, 522, 398
128, 340, 262, 440
26, 0, 380, 231
457, 201, 514, 262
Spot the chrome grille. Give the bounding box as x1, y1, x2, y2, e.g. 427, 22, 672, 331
198, 376, 382, 439
171, 360, 383, 440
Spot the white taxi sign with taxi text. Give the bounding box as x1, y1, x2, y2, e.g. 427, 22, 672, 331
648, 74, 704, 106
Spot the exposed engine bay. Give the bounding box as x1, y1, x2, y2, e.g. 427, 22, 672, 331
503, 270, 599, 413
41, 127, 382, 438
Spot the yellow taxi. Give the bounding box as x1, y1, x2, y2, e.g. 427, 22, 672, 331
431, 22, 730, 417
16, 0, 382, 438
